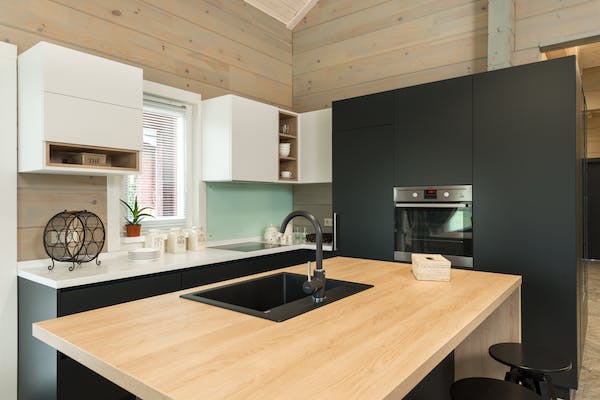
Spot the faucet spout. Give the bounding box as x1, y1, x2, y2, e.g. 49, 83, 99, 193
279, 210, 325, 302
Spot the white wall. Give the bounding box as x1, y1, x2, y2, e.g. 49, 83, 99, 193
0, 41, 18, 400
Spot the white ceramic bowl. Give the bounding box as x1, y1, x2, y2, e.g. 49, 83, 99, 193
279, 148, 291, 157
280, 170, 292, 178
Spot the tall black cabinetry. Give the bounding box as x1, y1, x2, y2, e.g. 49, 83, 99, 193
332, 91, 396, 261
395, 76, 473, 186
472, 56, 585, 391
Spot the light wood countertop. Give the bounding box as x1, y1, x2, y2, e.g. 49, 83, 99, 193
33, 257, 521, 400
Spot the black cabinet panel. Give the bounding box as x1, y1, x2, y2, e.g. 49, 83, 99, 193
473, 57, 580, 389
59, 271, 181, 316
58, 358, 134, 400
404, 352, 454, 400
333, 124, 395, 260
181, 250, 313, 289
587, 160, 600, 259
395, 76, 473, 186
332, 90, 396, 131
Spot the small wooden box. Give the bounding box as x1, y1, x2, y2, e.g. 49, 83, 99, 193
65, 152, 107, 166
411, 253, 451, 282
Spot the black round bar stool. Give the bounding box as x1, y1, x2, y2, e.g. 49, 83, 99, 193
451, 377, 542, 400
489, 343, 572, 400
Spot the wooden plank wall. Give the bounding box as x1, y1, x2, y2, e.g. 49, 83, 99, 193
588, 112, 600, 159
514, 0, 600, 66
584, 66, 600, 110
292, 0, 600, 112
1, 0, 292, 260
0, 0, 292, 108
291, 0, 489, 112
18, 175, 107, 261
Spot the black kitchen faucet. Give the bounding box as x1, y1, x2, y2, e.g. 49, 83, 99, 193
279, 210, 326, 303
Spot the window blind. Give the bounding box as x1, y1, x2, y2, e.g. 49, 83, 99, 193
123, 99, 188, 229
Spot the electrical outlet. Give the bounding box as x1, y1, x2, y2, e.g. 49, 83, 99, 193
324, 217, 333, 227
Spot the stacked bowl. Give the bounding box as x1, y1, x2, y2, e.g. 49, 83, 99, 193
279, 143, 291, 157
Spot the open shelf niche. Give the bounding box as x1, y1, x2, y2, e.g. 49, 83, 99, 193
278, 111, 298, 181
47, 142, 139, 172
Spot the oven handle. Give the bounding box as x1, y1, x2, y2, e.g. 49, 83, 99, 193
333, 212, 338, 251
395, 202, 471, 208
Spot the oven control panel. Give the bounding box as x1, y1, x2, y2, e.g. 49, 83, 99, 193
394, 185, 472, 202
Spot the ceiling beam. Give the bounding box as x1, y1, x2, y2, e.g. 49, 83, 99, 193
287, 0, 319, 30
487, 0, 516, 71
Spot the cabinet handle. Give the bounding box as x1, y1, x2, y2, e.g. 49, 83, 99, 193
333, 212, 338, 251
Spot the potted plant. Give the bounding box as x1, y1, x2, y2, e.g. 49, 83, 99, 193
120, 197, 153, 237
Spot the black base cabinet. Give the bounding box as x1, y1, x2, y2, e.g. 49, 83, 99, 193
473, 56, 585, 391
18, 250, 316, 400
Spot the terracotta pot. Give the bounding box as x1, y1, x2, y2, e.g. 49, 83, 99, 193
126, 224, 142, 237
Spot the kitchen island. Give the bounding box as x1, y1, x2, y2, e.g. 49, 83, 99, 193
32, 257, 521, 399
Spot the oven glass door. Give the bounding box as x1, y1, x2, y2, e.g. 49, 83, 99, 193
394, 203, 473, 266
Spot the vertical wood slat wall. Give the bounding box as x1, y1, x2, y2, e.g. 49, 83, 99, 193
292, 0, 600, 112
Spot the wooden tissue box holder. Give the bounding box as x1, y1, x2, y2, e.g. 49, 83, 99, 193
411, 253, 451, 282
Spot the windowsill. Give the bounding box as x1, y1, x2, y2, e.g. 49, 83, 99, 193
121, 236, 145, 244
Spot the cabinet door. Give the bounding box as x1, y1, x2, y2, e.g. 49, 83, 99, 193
231, 96, 278, 182
587, 160, 600, 259
333, 125, 395, 261
59, 271, 181, 316
333, 90, 396, 131
395, 76, 472, 186
473, 57, 579, 389
299, 109, 332, 183
58, 357, 134, 400
181, 250, 312, 289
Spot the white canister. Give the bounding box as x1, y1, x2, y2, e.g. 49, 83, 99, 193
167, 228, 187, 254
166, 229, 177, 253
264, 224, 280, 244
187, 228, 199, 251
175, 229, 186, 253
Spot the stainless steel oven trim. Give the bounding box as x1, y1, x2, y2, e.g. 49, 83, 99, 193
395, 203, 471, 208
394, 251, 473, 268
394, 185, 472, 203
333, 212, 338, 251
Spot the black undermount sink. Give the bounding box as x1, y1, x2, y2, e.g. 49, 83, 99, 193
180, 272, 373, 322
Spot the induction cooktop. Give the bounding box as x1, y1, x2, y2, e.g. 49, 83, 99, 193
208, 242, 285, 252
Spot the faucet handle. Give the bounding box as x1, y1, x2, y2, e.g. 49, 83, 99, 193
307, 261, 312, 282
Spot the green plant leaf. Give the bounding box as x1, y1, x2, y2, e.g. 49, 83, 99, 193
121, 196, 154, 226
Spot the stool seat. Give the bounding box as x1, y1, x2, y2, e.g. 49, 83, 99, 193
489, 343, 572, 374
451, 377, 542, 400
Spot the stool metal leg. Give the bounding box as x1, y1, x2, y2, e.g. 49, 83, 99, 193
504, 367, 557, 400
536, 374, 557, 400
505, 367, 520, 383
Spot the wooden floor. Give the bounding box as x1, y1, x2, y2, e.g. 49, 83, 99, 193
577, 262, 600, 399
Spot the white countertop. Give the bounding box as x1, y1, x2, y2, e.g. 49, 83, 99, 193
18, 238, 332, 289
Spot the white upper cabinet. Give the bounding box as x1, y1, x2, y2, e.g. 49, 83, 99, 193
18, 42, 143, 175
202, 95, 278, 182
298, 109, 332, 183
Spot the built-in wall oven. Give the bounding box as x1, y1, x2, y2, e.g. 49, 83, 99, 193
394, 185, 473, 268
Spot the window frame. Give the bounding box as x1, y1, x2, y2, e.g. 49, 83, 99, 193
106, 81, 203, 250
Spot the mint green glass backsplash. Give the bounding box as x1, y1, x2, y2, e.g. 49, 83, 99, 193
206, 183, 293, 241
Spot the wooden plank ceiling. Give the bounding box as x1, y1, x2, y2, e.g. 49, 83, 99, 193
244, 0, 319, 29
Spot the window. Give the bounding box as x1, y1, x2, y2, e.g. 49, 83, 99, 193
122, 97, 191, 230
